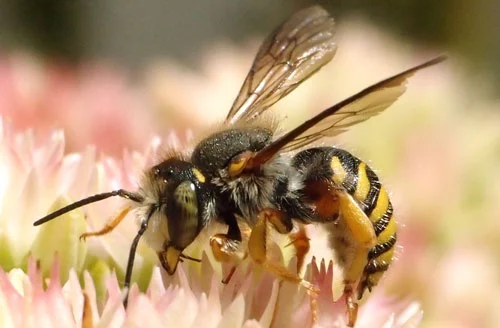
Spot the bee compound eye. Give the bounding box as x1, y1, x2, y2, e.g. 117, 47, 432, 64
166, 180, 201, 249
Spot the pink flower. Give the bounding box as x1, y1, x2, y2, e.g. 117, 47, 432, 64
0, 257, 421, 328
0, 54, 158, 156
0, 119, 421, 327
6, 16, 493, 327
141, 20, 500, 327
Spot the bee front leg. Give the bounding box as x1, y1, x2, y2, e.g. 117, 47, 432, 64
209, 213, 246, 283
79, 205, 132, 241
209, 234, 246, 283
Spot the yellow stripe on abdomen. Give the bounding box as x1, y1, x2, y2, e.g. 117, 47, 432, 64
330, 156, 347, 186
354, 162, 370, 202
369, 186, 389, 223
377, 215, 396, 243
326, 150, 398, 298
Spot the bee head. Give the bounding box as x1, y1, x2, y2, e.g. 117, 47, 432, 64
151, 158, 206, 273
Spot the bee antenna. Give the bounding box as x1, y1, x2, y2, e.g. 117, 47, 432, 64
123, 204, 156, 307
33, 189, 144, 226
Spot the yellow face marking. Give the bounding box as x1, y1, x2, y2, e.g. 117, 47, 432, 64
330, 156, 347, 186
376, 217, 397, 243
354, 162, 370, 202
192, 168, 206, 183
369, 187, 389, 222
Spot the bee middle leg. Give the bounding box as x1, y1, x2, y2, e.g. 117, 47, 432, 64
248, 208, 317, 294
285, 224, 310, 273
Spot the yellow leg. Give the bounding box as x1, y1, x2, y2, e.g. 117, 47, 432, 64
337, 191, 376, 248
249, 209, 319, 326
209, 234, 245, 262
336, 190, 377, 327
344, 284, 359, 327
209, 233, 246, 284
285, 225, 310, 273
343, 247, 369, 327
79, 206, 131, 241
248, 209, 318, 293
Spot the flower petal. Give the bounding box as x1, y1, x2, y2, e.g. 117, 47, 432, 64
31, 196, 87, 281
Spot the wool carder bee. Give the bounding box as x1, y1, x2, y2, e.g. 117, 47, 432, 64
34, 5, 445, 326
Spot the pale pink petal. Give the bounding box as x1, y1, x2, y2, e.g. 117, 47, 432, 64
218, 294, 245, 328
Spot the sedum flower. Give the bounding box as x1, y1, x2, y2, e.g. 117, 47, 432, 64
4, 15, 499, 328
0, 54, 158, 156
144, 19, 500, 328
0, 118, 422, 327
0, 257, 422, 328
0, 116, 160, 289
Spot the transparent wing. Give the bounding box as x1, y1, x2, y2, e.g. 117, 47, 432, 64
281, 76, 408, 151
251, 56, 446, 162
225, 5, 337, 125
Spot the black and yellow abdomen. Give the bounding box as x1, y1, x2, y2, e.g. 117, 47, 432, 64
292, 147, 397, 298
329, 148, 397, 297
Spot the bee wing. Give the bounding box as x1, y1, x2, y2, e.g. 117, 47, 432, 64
251, 56, 447, 163
225, 6, 337, 125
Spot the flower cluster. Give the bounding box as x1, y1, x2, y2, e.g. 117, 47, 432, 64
0, 116, 423, 327
2, 17, 498, 328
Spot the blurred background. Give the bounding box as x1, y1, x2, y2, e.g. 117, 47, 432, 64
0, 1, 499, 327
1, 0, 499, 80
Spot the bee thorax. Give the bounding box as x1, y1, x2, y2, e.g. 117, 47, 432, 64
213, 156, 299, 225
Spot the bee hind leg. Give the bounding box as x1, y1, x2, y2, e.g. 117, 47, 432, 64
336, 190, 377, 327
343, 251, 368, 327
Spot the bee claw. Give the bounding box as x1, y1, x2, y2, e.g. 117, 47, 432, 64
346, 301, 358, 327
344, 286, 359, 327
